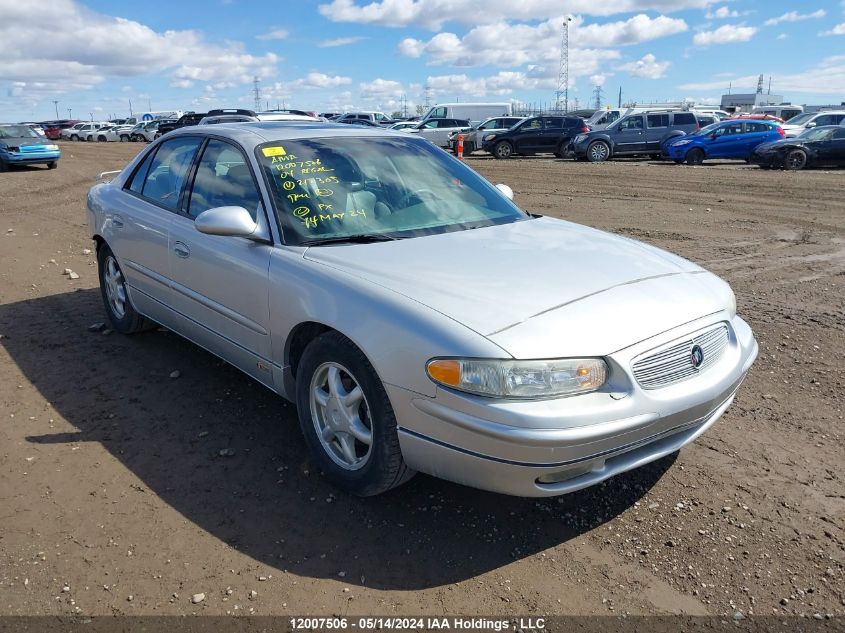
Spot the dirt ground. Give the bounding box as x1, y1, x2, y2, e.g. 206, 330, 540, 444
0, 141, 843, 621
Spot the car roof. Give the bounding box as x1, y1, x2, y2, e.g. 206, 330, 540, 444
164, 121, 409, 145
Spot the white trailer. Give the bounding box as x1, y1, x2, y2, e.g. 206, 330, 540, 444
421, 102, 512, 125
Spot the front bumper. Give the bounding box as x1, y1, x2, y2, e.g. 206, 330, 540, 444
2, 150, 60, 164
391, 314, 757, 497
750, 152, 780, 167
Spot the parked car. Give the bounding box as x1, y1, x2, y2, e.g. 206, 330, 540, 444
20, 122, 46, 136
751, 105, 803, 122
781, 111, 845, 137
447, 116, 524, 154
86, 123, 757, 497
694, 114, 719, 128
90, 124, 135, 142
85, 125, 115, 141
389, 121, 419, 131
40, 120, 79, 140
156, 112, 208, 138
481, 115, 589, 159
407, 118, 472, 148
340, 119, 381, 127
198, 114, 259, 125
664, 119, 784, 165
751, 125, 845, 170
61, 122, 104, 141
727, 113, 785, 124
133, 120, 175, 142
0, 123, 60, 171
572, 111, 700, 162
319, 112, 342, 120
335, 111, 394, 125
420, 102, 512, 125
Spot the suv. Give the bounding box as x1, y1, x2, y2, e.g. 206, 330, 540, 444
781, 111, 845, 137
571, 110, 700, 161
156, 112, 208, 138
61, 122, 104, 141
448, 116, 524, 154
408, 118, 471, 148
481, 115, 588, 159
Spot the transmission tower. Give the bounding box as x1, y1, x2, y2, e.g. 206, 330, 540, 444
253, 76, 262, 111
424, 83, 432, 109
592, 84, 604, 111
755, 74, 764, 95
555, 17, 573, 113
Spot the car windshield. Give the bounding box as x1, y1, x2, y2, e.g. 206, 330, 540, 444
257, 136, 528, 245
785, 113, 814, 125
0, 125, 40, 138
798, 127, 836, 141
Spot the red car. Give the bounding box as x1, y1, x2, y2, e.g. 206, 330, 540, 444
726, 113, 785, 124
40, 120, 80, 140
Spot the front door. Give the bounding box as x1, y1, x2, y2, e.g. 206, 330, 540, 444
708, 121, 744, 158
513, 118, 543, 153
613, 116, 647, 154
168, 138, 274, 386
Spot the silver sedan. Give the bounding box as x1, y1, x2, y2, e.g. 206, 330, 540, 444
87, 122, 757, 497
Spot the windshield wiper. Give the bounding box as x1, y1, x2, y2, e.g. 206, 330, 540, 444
299, 233, 402, 246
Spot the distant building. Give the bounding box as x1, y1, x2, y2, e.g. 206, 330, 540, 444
804, 103, 845, 113
720, 93, 785, 113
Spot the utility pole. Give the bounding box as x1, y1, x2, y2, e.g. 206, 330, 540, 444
424, 83, 432, 109
67, 108, 72, 119
618, 86, 622, 108
129, 99, 133, 116
253, 76, 262, 112
52, 100, 59, 119
555, 16, 573, 113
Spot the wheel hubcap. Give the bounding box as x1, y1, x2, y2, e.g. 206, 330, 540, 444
591, 144, 607, 160
309, 362, 373, 470
104, 255, 127, 319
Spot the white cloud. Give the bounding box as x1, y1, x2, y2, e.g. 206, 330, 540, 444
706, 6, 739, 19
318, 36, 368, 47
776, 33, 788, 39
821, 22, 845, 35
255, 28, 289, 40
590, 74, 608, 86
679, 54, 845, 93
398, 14, 684, 69
619, 53, 670, 79
693, 24, 757, 46
319, 0, 715, 29
0, 0, 279, 97
359, 78, 404, 99
764, 10, 825, 26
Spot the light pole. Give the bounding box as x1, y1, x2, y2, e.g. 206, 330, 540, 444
67, 108, 72, 119
53, 100, 59, 119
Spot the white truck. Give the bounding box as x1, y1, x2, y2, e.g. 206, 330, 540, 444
123, 111, 183, 126
421, 102, 512, 126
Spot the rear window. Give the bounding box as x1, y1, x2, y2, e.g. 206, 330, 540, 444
673, 112, 697, 125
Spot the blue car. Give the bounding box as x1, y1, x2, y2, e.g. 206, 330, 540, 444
665, 119, 784, 165
0, 123, 61, 172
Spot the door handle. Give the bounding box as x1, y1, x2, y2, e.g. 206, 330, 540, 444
173, 242, 191, 258
112, 215, 124, 228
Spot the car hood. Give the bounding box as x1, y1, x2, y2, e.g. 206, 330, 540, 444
0, 136, 49, 147
304, 217, 728, 357
754, 138, 802, 152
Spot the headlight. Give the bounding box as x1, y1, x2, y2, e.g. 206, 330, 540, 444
426, 357, 608, 399
483, 134, 496, 141
574, 134, 588, 143
672, 139, 692, 146
43, 144, 59, 151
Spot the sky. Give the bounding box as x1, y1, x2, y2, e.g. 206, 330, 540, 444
1, 0, 844, 122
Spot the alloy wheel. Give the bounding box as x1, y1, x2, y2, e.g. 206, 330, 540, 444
103, 255, 127, 319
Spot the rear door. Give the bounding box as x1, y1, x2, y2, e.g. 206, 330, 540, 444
540, 117, 566, 151
168, 137, 275, 386
112, 136, 203, 322
645, 114, 670, 152
743, 122, 773, 154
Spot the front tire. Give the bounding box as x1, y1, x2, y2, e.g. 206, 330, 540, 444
98, 135, 107, 142
587, 141, 610, 162
784, 149, 807, 171
295, 332, 413, 496
120, 134, 130, 142
493, 141, 513, 159
97, 244, 151, 334
685, 148, 705, 166
47, 161, 57, 169
70, 134, 79, 141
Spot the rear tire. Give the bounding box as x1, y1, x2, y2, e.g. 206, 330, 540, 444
70, 134, 79, 141
784, 149, 807, 171
649, 153, 661, 160
98, 135, 107, 142
47, 161, 57, 170
0, 159, 8, 172
587, 141, 610, 162
120, 135, 130, 142
685, 148, 705, 166
97, 244, 152, 334
295, 331, 414, 496
493, 141, 513, 159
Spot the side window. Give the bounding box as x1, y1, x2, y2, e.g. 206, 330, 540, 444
647, 114, 669, 128
138, 137, 202, 210
619, 116, 644, 131
431, 107, 447, 118
674, 112, 696, 125
481, 119, 498, 129
187, 140, 262, 220
522, 119, 542, 131
423, 120, 439, 129
833, 128, 845, 139
127, 148, 157, 194
834, 114, 845, 125
544, 118, 564, 129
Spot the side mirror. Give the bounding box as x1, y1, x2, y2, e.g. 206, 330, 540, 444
806, 122, 816, 128
495, 184, 514, 200
195, 206, 259, 238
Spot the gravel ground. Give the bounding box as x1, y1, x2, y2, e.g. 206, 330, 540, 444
0, 141, 843, 620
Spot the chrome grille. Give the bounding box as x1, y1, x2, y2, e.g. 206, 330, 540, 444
632, 325, 729, 390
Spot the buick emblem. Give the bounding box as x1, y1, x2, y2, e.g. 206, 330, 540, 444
690, 344, 705, 369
